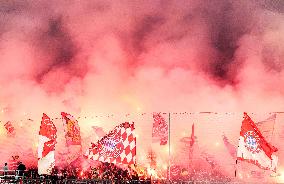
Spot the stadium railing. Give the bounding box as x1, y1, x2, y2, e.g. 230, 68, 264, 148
0, 170, 25, 179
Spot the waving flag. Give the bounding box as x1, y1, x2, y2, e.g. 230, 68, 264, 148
237, 113, 278, 172
4, 121, 15, 136
85, 122, 136, 164
61, 112, 81, 146
190, 123, 195, 147
256, 114, 276, 142
61, 112, 82, 164
38, 113, 57, 175
170, 164, 181, 180
222, 134, 236, 158
9, 155, 19, 170
152, 113, 168, 145
180, 123, 196, 159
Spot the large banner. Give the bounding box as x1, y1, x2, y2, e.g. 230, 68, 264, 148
85, 122, 136, 164
237, 113, 278, 172
38, 113, 57, 175
152, 113, 168, 145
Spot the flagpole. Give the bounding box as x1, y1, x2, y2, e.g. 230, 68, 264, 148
235, 159, 238, 177
168, 112, 171, 182
271, 114, 276, 143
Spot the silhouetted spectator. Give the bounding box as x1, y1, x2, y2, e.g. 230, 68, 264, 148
17, 162, 26, 176
3, 163, 8, 177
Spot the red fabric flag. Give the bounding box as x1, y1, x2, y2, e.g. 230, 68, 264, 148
38, 113, 57, 175
180, 124, 195, 147
4, 121, 15, 136
180, 123, 195, 160
170, 165, 181, 180
152, 113, 168, 145
61, 112, 82, 146
190, 123, 195, 147
9, 155, 19, 170
237, 112, 278, 172
85, 122, 136, 165
222, 134, 236, 158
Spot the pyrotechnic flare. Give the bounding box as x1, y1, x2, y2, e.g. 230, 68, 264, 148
237, 112, 278, 172
38, 113, 57, 175
85, 122, 136, 164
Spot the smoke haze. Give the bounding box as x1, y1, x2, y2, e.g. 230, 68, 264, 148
0, 0, 284, 181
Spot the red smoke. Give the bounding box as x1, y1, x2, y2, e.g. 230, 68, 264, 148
0, 0, 284, 181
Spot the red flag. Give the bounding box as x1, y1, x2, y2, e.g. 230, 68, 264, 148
222, 134, 236, 158
85, 122, 136, 165
170, 165, 181, 180
61, 112, 82, 146
38, 113, 57, 175
9, 155, 19, 170
4, 121, 15, 136
237, 112, 278, 172
190, 123, 195, 147
180, 123, 195, 159
180, 124, 195, 147
152, 113, 168, 145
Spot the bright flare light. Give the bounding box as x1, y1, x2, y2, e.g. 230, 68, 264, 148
164, 145, 175, 154
275, 169, 284, 183
162, 164, 167, 170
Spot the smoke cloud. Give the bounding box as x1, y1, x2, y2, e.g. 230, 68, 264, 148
0, 0, 284, 179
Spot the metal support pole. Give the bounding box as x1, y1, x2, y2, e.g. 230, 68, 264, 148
168, 112, 171, 182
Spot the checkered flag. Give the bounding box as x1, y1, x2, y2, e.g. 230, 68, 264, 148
85, 122, 136, 164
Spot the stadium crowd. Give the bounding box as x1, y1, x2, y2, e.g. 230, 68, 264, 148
1, 161, 232, 183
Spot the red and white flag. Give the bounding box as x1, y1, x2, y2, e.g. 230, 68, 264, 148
170, 164, 181, 180
4, 121, 15, 136
152, 113, 168, 145
222, 134, 236, 158
38, 113, 57, 175
85, 122, 136, 164
237, 112, 278, 172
